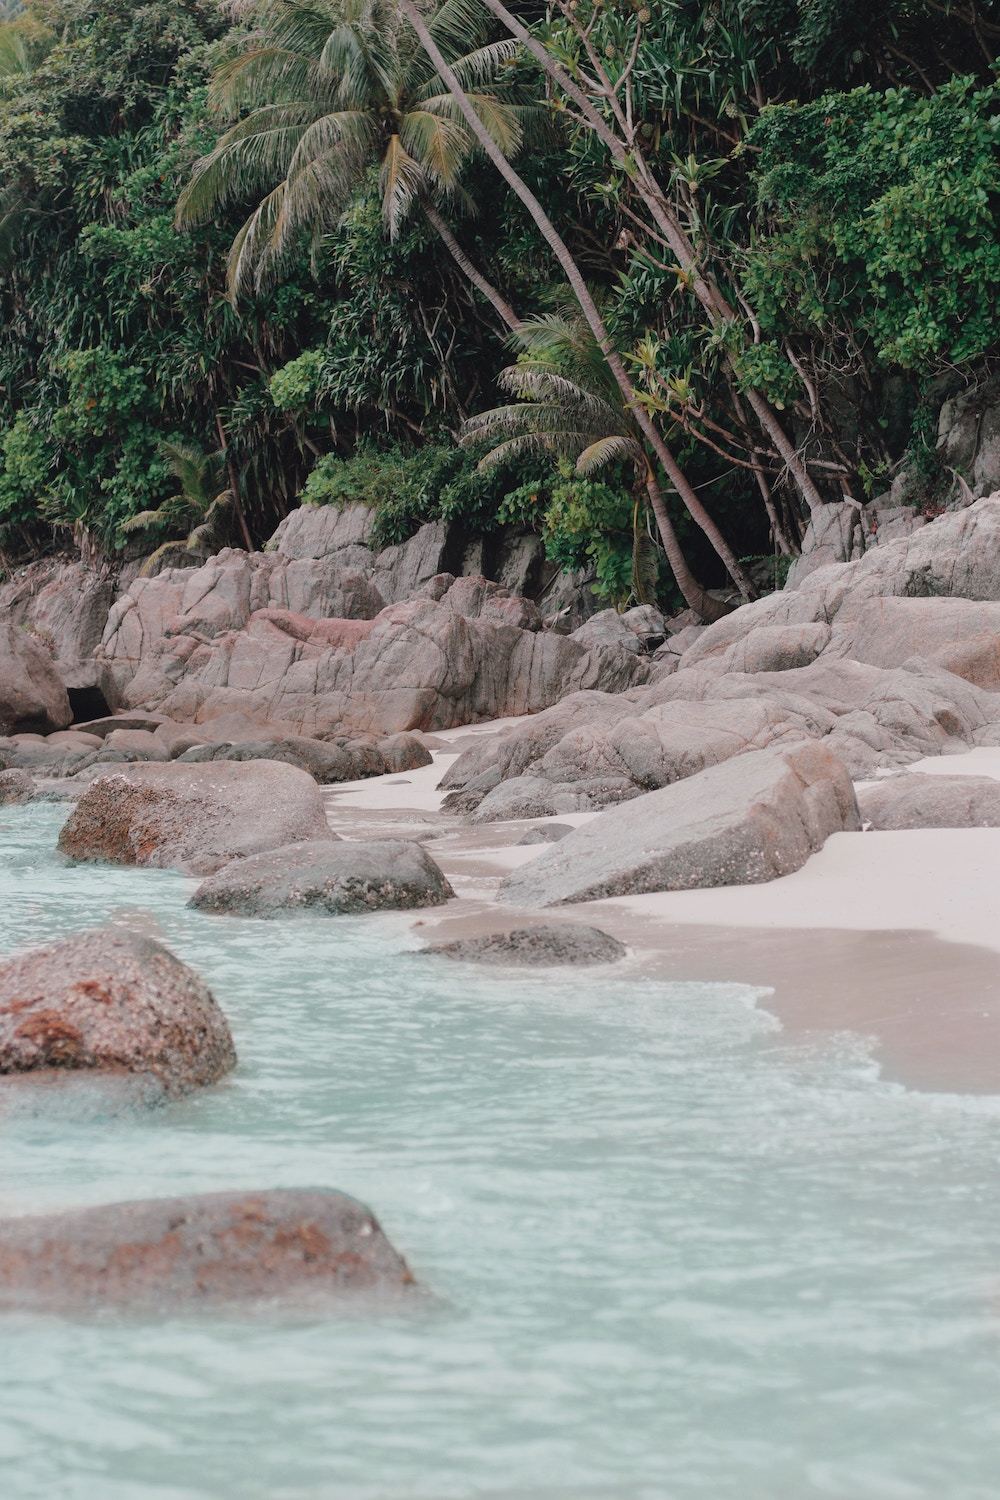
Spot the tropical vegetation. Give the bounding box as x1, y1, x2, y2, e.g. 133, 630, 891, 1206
0, 0, 996, 616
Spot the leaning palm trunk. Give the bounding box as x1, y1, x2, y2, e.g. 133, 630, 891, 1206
475, 0, 828, 521
643, 469, 729, 622
421, 199, 522, 334
397, 0, 753, 601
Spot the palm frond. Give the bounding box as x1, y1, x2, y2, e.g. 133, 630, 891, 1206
575, 434, 644, 474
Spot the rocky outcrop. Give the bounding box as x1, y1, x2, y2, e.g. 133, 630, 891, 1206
190, 838, 454, 918
0, 558, 115, 695
423, 922, 626, 966
98, 581, 647, 738
58, 761, 332, 875
500, 740, 860, 907
0, 620, 72, 735
0, 926, 236, 1098
858, 772, 1000, 829
686, 496, 1000, 676
0, 1188, 414, 1311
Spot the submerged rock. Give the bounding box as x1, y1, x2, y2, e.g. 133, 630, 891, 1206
500, 740, 859, 907
424, 923, 626, 966
0, 1188, 414, 1311
58, 760, 332, 876
0, 769, 36, 805
858, 772, 1000, 829
189, 837, 454, 918
0, 925, 236, 1098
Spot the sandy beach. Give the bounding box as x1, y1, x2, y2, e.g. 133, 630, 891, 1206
324, 733, 1000, 1095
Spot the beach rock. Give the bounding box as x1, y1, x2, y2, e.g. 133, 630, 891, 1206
858, 772, 1000, 829
58, 761, 332, 876
189, 838, 454, 918
377, 732, 434, 773
0, 558, 115, 694
104, 727, 170, 760
177, 733, 388, 785
0, 619, 72, 735
517, 823, 574, 845
0, 925, 236, 1097
0, 1188, 413, 1311
500, 739, 859, 906
468, 774, 609, 823
571, 610, 646, 656
423, 922, 626, 966
0, 769, 36, 805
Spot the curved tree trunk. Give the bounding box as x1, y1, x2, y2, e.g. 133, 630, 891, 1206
477, 0, 829, 518
644, 469, 732, 622
421, 198, 523, 335
398, 0, 754, 600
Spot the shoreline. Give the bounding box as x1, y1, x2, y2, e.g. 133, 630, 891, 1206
324, 735, 1000, 1097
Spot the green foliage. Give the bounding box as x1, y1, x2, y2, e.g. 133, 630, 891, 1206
301, 440, 511, 548
501, 468, 637, 603
747, 77, 1000, 371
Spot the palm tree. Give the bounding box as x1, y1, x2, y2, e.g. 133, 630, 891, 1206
176, 0, 525, 330
396, 0, 751, 603
121, 442, 236, 576
462, 314, 727, 620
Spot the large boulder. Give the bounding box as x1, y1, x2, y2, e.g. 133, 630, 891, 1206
423, 922, 626, 966
0, 1188, 413, 1311
500, 740, 859, 907
0, 926, 236, 1098
189, 838, 454, 918
0, 558, 115, 695
0, 620, 72, 735
58, 761, 332, 875
858, 772, 1000, 829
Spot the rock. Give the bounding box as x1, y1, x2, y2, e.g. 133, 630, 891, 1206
500, 740, 859, 906
517, 823, 574, 845
377, 732, 434, 773
177, 734, 387, 785
0, 1188, 413, 1311
571, 609, 645, 656
620, 604, 667, 649
104, 727, 170, 759
858, 772, 1000, 829
423, 922, 626, 966
0, 619, 72, 735
0, 925, 236, 1097
58, 761, 332, 876
0, 558, 115, 694
99, 586, 647, 738
707, 622, 832, 676
937, 381, 1000, 502
189, 837, 453, 918
45, 730, 103, 750
74, 713, 170, 737
0, 769, 36, 805
468, 774, 608, 823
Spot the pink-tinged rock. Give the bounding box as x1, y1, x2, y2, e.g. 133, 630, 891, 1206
0, 619, 71, 735
0, 1189, 414, 1311
0, 925, 235, 1098
0, 769, 35, 805
58, 760, 333, 875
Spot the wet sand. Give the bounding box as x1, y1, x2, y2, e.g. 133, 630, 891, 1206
324, 736, 1000, 1096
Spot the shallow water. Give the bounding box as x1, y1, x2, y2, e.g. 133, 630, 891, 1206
2, 803, 1000, 1499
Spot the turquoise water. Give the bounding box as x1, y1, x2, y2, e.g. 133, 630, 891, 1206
2, 803, 1000, 1500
